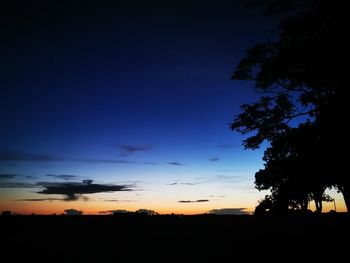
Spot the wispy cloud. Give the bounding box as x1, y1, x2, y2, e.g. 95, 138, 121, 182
0, 151, 64, 162
0, 150, 130, 163
103, 199, 138, 202
36, 180, 134, 201
166, 181, 198, 186
178, 199, 209, 203
16, 198, 65, 202
99, 209, 130, 214
117, 144, 154, 157
168, 161, 185, 166
46, 174, 79, 181
142, 161, 158, 165
176, 175, 248, 186
209, 195, 226, 198
0, 182, 36, 188
209, 157, 220, 162
0, 150, 155, 165
207, 208, 248, 215
0, 174, 16, 179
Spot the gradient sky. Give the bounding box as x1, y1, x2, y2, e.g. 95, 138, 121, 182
1, 0, 345, 214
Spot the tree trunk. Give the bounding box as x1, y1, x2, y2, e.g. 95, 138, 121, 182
301, 199, 308, 211
313, 191, 323, 214
341, 186, 350, 212
314, 199, 322, 213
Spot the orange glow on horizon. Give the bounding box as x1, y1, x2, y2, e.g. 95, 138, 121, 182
1, 200, 347, 215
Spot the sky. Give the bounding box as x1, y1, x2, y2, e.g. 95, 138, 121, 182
0, 0, 345, 215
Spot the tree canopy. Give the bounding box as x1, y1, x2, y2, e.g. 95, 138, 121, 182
231, 0, 349, 213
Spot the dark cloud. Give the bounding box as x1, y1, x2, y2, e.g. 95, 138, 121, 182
0, 174, 16, 179
46, 174, 79, 180
16, 198, 65, 202
168, 161, 184, 166
36, 180, 133, 201
217, 144, 238, 149
117, 144, 154, 157
0, 150, 132, 164
93, 159, 132, 164
207, 208, 248, 215
99, 209, 130, 214
209, 157, 220, 162
0, 150, 163, 166
0, 151, 64, 161
178, 199, 209, 203
142, 161, 158, 165
0, 182, 35, 188
103, 199, 137, 202
166, 182, 198, 186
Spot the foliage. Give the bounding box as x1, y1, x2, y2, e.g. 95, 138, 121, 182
231, 0, 349, 213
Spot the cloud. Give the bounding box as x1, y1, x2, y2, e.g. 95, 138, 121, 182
0, 182, 35, 188
0, 150, 132, 164
142, 161, 158, 165
207, 208, 248, 215
217, 144, 238, 149
0, 151, 64, 161
166, 181, 198, 186
168, 161, 185, 166
36, 180, 133, 201
99, 209, 130, 214
103, 199, 137, 202
178, 199, 209, 203
16, 198, 65, 202
209, 157, 220, 162
117, 144, 154, 157
0, 150, 164, 166
209, 195, 226, 198
0, 174, 16, 179
46, 174, 79, 180
99, 209, 158, 215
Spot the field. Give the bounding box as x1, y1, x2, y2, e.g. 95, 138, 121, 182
2, 214, 349, 261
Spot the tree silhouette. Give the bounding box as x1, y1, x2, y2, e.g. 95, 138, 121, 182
255, 123, 334, 213
231, 0, 349, 212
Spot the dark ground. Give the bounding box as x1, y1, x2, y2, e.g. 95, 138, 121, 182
1, 214, 349, 262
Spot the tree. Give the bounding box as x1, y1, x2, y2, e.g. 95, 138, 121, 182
231, 0, 349, 212
255, 123, 332, 213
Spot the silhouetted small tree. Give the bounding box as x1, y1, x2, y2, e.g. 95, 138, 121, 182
1, 210, 12, 216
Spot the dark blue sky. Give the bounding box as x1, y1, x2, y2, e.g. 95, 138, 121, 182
1, 1, 279, 214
